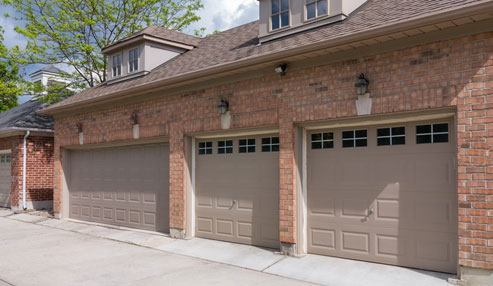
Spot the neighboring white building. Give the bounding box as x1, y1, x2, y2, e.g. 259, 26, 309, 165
29, 65, 70, 88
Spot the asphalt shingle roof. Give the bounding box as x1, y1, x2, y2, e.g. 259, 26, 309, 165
45, 0, 490, 111
0, 100, 54, 132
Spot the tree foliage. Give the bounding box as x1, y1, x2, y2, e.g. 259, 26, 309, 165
0, 26, 22, 112
2, 0, 204, 89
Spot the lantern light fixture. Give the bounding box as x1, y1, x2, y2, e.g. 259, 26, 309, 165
218, 99, 229, 115
75, 122, 83, 133
130, 112, 138, 125
355, 73, 370, 96
275, 64, 287, 76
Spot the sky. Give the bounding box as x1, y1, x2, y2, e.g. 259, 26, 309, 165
0, 0, 259, 103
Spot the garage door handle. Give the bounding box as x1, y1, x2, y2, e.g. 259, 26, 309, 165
232, 200, 237, 205
368, 208, 374, 215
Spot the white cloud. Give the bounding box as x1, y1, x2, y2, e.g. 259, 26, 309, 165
0, 7, 27, 49
186, 0, 259, 35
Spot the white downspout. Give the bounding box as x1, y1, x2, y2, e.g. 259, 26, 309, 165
22, 131, 30, 210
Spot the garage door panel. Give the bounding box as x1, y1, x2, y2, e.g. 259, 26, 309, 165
196, 135, 279, 249
69, 144, 169, 232
307, 120, 457, 273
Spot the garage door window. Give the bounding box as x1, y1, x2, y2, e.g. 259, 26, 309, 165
218, 140, 233, 154
377, 127, 406, 146
0, 155, 9, 163
198, 142, 213, 155
262, 137, 280, 152
311, 132, 334, 149
342, 130, 367, 148
416, 123, 448, 144
239, 139, 256, 153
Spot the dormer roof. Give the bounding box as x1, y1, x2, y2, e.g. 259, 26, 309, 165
101, 26, 201, 54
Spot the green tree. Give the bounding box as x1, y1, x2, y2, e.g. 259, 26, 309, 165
2, 0, 203, 90
0, 26, 22, 112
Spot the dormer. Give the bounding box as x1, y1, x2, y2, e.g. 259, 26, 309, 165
102, 26, 200, 84
258, 0, 368, 43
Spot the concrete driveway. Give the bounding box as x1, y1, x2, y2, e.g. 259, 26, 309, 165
0, 209, 455, 286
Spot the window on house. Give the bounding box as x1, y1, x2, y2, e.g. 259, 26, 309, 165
377, 127, 406, 146
112, 54, 121, 77
198, 142, 212, 155
311, 132, 334, 149
239, 139, 256, 153
416, 123, 449, 144
272, 0, 290, 30
342, 130, 367, 148
6, 154, 10, 163
218, 140, 233, 154
306, 0, 327, 20
129, 48, 139, 73
0, 155, 4, 163
262, 137, 280, 152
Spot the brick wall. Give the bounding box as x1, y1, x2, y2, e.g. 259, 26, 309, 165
53, 32, 492, 269
0, 135, 54, 208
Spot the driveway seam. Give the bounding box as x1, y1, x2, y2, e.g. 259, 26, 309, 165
0, 278, 15, 286
260, 256, 287, 272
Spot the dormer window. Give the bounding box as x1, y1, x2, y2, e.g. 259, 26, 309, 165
306, 0, 327, 20
271, 0, 290, 30
129, 48, 139, 73
112, 54, 121, 77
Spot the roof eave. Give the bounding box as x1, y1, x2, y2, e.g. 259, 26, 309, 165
41, 0, 493, 115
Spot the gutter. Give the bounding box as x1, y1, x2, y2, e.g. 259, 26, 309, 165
40, 0, 493, 115
22, 131, 30, 210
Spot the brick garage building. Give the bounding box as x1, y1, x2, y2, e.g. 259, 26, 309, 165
41, 0, 493, 283
0, 100, 54, 210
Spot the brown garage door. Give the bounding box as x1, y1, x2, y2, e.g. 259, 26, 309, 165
307, 120, 457, 273
196, 135, 279, 248
0, 153, 11, 208
68, 144, 169, 232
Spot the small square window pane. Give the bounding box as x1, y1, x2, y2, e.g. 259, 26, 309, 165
6, 155, 10, 162
272, 145, 279, 152
307, 3, 316, 19
226, 140, 233, 147
248, 139, 255, 145
317, 0, 327, 16
218, 141, 225, 147
262, 138, 270, 145
355, 130, 367, 138
272, 137, 279, 144
312, 142, 322, 149
0, 156, 4, 163
262, 145, 271, 152
239, 139, 247, 146
198, 149, 206, 155
433, 123, 448, 133
239, 146, 247, 153
377, 128, 390, 137
226, 147, 233, 154
342, 131, 354, 139
392, 127, 405, 136
378, 137, 391, 146
272, 15, 280, 30
272, 0, 279, 14
356, 139, 367, 147
281, 12, 289, 27
417, 134, 432, 144
248, 146, 255, 153
218, 148, 225, 154
416, 125, 431, 134
206, 142, 212, 148
343, 140, 354, 148
323, 132, 333, 140
322, 141, 334, 149
433, 134, 448, 143
392, 136, 406, 145
281, 0, 289, 11
312, 133, 322, 141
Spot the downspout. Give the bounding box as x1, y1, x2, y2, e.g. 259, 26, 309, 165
22, 131, 30, 210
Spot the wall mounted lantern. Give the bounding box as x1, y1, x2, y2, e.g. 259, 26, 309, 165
130, 112, 138, 125
275, 64, 287, 76
218, 99, 229, 115
355, 73, 369, 95
75, 122, 83, 133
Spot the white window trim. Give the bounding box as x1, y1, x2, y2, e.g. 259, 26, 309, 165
262, 137, 280, 152
311, 132, 334, 149
239, 138, 256, 153
416, 123, 449, 144
305, 0, 328, 21
218, 140, 233, 154
112, 54, 122, 77
128, 48, 139, 73
377, 127, 406, 146
342, 129, 368, 148
270, 0, 291, 32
